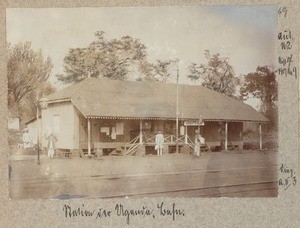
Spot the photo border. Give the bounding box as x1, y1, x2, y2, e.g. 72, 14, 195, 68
0, 0, 299, 227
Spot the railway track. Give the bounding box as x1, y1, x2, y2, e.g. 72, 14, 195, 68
10, 168, 278, 199
122, 182, 278, 198
9, 151, 278, 199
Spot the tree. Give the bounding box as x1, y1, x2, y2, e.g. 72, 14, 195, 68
8, 42, 54, 122
19, 82, 56, 122
187, 50, 239, 97
57, 31, 148, 83
137, 59, 176, 83
57, 30, 175, 84
240, 66, 278, 130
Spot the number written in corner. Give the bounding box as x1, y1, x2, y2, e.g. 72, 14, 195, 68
278, 7, 287, 17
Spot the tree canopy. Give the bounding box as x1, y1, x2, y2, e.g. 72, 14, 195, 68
137, 59, 177, 83
187, 50, 239, 98
57, 31, 175, 84
8, 42, 55, 121
240, 66, 277, 111
240, 66, 278, 130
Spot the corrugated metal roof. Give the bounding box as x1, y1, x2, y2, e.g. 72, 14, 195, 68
47, 78, 268, 122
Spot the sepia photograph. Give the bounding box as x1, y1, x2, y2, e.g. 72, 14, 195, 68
6, 6, 278, 199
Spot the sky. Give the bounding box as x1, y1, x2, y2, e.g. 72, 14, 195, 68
6, 6, 277, 108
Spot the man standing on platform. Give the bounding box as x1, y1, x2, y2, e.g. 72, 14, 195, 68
194, 130, 201, 157
155, 131, 164, 156
46, 128, 57, 158
22, 127, 31, 148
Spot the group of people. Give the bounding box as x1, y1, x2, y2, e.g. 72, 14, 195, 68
155, 130, 205, 156
23, 127, 205, 157
22, 127, 57, 158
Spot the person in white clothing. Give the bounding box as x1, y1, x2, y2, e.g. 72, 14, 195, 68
194, 134, 200, 156
155, 131, 164, 156
194, 130, 203, 157
22, 128, 31, 148
46, 128, 57, 158
199, 135, 205, 145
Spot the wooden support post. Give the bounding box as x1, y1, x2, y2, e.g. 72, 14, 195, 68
259, 123, 262, 150
175, 64, 179, 153
139, 120, 143, 145
87, 118, 91, 155
176, 115, 179, 153
225, 122, 228, 150
184, 125, 188, 144
36, 100, 40, 165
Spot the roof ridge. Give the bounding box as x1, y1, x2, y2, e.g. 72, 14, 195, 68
70, 78, 91, 99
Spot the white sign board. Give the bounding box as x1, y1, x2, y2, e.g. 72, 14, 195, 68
184, 120, 205, 126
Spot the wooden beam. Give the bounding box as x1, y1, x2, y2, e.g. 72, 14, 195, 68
225, 122, 228, 150
88, 118, 91, 155
184, 125, 188, 144
139, 120, 143, 144
259, 123, 262, 150
36, 96, 40, 164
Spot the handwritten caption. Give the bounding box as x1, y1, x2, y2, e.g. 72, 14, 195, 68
278, 164, 297, 190
63, 202, 185, 225
277, 7, 297, 79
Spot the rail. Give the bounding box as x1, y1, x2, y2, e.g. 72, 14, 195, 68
125, 135, 140, 155
187, 135, 195, 151
144, 133, 185, 144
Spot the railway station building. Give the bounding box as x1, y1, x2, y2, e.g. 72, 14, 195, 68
40, 78, 268, 156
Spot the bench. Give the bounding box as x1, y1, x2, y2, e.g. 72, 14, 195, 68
61, 151, 72, 158
93, 142, 128, 156
200, 144, 211, 152
227, 142, 240, 151
79, 149, 96, 158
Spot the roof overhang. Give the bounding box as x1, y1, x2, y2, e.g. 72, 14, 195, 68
47, 98, 71, 104
84, 115, 268, 123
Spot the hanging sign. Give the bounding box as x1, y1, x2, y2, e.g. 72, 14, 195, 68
184, 120, 205, 126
